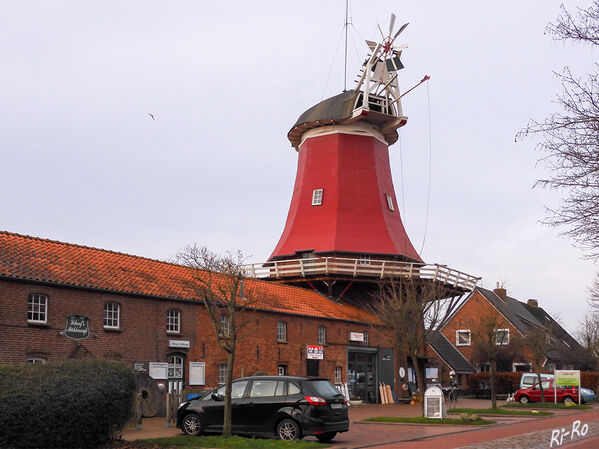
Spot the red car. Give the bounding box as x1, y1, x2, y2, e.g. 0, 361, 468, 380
514, 379, 582, 404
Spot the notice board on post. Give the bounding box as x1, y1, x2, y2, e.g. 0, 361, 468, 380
554, 370, 581, 404
189, 362, 206, 386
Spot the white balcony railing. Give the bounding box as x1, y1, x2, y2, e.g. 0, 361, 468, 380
243, 257, 480, 292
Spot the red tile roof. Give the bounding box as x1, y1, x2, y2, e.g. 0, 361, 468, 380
0, 231, 376, 324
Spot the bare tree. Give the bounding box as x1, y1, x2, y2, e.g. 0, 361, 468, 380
176, 244, 255, 438
525, 326, 554, 403
576, 314, 599, 371
518, 2, 599, 259
370, 277, 464, 410
470, 312, 507, 409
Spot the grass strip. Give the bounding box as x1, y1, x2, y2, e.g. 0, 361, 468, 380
448, 407, 552, 416
362, 416, 494, 425
503, 402, 591, 410
141, 435, 328, 449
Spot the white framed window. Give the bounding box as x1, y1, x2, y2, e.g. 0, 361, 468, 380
277, 364, 287, 376
359, 254, 371, 265
27, 357, 46, 364
318, 325, 327, 345
168, 355, 184, 379
103, 302, 120, 329
277, 321, 287, 342
219, 315, 230, 337
385, 194, 395, 211
312, 188, 324, 206
456, 330, 471, 346
363, 331, 369, 346
477, 363, 491, 373
335, 366, 342, 384
218, 363, 227, 384
27, 294, 47, 324
167, 309, 180, 333
495, 329, 510, 345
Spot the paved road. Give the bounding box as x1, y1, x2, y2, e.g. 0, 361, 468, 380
124, 399, 599, 448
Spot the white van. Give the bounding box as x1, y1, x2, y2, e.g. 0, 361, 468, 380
519, 373, 554, 390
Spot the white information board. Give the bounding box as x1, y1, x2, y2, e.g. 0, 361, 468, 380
148, 362, 168, 380
189, 362, 206, 386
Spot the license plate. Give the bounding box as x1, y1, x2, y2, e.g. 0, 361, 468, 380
330, 403, 343, 409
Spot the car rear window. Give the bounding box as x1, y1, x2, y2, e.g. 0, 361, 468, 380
304, 380, 341, 398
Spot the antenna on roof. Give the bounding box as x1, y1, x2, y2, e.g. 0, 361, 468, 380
343, 0, 350, 91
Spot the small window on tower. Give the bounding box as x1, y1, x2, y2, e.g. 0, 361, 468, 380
386, 194, 395, 211
312, 189, 324, 206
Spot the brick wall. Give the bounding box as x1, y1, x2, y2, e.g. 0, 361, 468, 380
0, 278, 383, 390
441, 290, 530, 370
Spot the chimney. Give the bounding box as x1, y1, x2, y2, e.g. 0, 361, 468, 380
527, 299, 538, 308
494, 282, 507, 302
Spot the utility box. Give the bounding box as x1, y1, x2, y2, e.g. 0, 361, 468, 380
424, 386, 446, 419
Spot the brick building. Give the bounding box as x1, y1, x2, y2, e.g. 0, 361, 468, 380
431, 286, 585, 388
0, 231, 395, 402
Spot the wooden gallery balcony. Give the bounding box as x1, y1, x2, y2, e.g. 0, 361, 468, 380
243, 257, 480, 295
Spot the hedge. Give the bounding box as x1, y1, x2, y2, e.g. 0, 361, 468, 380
469, 371, 599, 397
0, 358, 136, 448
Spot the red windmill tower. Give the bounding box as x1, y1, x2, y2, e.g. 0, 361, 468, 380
247, 16, 478, 301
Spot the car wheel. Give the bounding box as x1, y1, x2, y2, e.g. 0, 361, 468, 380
563, 396, 574, 405
519, 395, 529, 404
182, 413, 203, 436
276, 418, 301, 440
316, 432, 337, 442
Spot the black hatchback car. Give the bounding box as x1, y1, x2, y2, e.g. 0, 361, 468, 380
176, 375, 349, 442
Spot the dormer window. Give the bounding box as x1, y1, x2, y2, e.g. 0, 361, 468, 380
312, 189, 323, 206
385, 194, 395, 211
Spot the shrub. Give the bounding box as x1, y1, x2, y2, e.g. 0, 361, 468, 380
0, 358, 135, 448
468, 372, 521, 396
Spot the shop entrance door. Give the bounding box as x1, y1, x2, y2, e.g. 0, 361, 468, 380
347, 351, 376, 403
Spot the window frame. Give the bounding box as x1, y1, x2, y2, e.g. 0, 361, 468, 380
312, 188, 324, 206
456, 329, 471, 346
318, 325, 327, 345
363, 330, 369, 346
359, 254, 371, 265
168, 354, 184, 379
219, 315, 231, 337
27, 294, 48, 324
27, 357, 47, 364
103, 302, 120, 329
495, 328, 510, 346
167, 309, 181, 334
385, 194, 395, 211
218, 363, 227, 385
277, 321, 287, 342
335, 366, 342, 384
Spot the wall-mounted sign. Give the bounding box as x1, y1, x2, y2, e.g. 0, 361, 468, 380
133, 361, 148, 373
399, 367, 406, 378
350, 332, 364, 342
189, 362, 206, 386
148, 362, 169, 379
168, 340, 190, 348
64, 314, 90, 340
307, 345, 324, 360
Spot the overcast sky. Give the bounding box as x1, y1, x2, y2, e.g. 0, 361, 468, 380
1, 1, 597, 334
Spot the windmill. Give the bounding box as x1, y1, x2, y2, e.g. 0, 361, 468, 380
355, 14, 410, 122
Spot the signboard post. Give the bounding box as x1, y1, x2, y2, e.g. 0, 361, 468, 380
554, 370, 581, 404
424, 386, 446, 418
